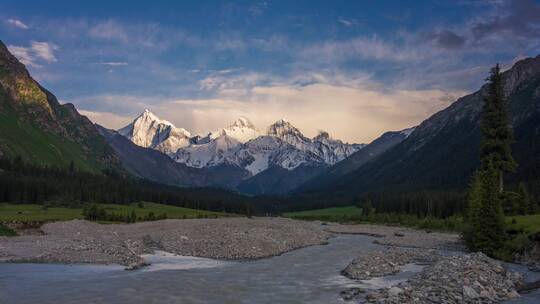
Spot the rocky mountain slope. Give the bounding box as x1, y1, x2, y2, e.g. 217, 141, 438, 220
118, 109, 193, 155
296, 127, 415, 193
297, 54, 540, 201
0, 40, 121, 172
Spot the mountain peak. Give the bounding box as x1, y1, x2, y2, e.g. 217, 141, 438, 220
314, 130, 330, 140
274, 118, 290, 126
230, 116, 255, 128
209, 116, 260, 143
119, 110, 191, 152
268, 119, 302, 136
134, 109, 178, 129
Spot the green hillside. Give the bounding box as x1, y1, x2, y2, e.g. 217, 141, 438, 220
0, 99, 95, 171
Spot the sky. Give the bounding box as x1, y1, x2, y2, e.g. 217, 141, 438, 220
1, 0, 540, 143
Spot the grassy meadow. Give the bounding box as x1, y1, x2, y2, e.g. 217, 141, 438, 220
0, 202, 234, 223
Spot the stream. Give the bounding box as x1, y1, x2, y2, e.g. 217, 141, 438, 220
0, 234, 538, 303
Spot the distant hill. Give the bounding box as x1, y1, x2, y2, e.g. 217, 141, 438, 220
0, 40, 121, 172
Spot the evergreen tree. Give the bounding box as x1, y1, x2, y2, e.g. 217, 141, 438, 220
466, 171, 483, 224
472, 163, 506, 255
518, 183, 535, 215
480, 64, 517, 193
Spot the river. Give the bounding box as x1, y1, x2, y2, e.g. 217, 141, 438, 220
0, 234, 538, 303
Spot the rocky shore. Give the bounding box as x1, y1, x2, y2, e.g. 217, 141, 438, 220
0, 217, 330, 268
340, 248, 525, 303
364, 253, 522, 303
341, 247, 440, 280
325, 223, 465, 251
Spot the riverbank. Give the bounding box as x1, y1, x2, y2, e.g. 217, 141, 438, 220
0, 218, 331, 268
0, 218, 466, 268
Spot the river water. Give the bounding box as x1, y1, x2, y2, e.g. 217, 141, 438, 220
0, 234, 538, 303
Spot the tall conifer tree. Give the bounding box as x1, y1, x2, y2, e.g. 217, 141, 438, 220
480, 64, 517, 192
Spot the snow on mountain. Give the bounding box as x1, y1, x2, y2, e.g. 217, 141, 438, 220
223, 135, 322, 175
173, 135, 241, 168
265, 120, 364, 165
118, 109, 192, 154
119, 111, 364, 175
267, 119, 312, 151
208, 116, 261, 143
312, 131, 366, 164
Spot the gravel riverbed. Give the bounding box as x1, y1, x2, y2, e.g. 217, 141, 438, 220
0, 218, 330, 268
1, 217, 534, 303
0, 219, 464, 269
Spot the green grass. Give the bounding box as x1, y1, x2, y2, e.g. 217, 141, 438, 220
506, 214, 540, 234
0, 202, 234, 222
0, 101, 96, 172
283, 206, 362, 218
497, 214, 540, 261
284, 206, 465, 232
0, 223, 16, 236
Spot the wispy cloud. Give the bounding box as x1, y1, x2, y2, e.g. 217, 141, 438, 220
6, 18, 29, 29
337, 18, 356, 27
7, 41, 58, 67
88, 20, 129, 42
98, 61, 128, 66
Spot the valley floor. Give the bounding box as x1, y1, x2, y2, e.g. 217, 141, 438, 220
2, 218, 538, 303
0, 217, 463, 268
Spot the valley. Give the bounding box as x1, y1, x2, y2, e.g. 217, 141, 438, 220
1, 1, 540, 303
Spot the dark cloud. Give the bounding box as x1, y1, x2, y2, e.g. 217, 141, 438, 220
427, 30, 466, 49
472, 0, 540, 40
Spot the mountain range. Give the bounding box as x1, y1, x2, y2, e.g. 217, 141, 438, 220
116, 109, 367, 194
1, 38, 539, 203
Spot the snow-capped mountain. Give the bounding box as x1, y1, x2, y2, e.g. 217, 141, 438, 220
223, 135, 323, 175
174, 135, 242, 168
119, 111, 364, 176
118, 109, 192, 154
208, 117, 261, 143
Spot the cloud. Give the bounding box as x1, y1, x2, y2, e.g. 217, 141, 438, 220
83, 72, 465, 143
78, 110, 133, 129
30, 41, 58, 62
6, 46, 36, 66
6, 18, 29, 29
337, 18, 356, 27
301, 36, 424, 63
425, 30, 466, 49
98, 61, 128, 66
88, 20, 129, 42
7, 41, 58, 67
471, 0, 540, 40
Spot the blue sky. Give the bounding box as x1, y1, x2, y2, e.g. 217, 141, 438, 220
1, 0, 540, 142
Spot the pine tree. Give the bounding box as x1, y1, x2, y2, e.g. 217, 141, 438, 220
466, 171, 483, 224
473, 163, 506, 255
464, 171, 484, 249
480, 64, 517, 193
518, 183, 535, 215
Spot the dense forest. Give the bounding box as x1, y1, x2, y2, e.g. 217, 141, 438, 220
0, 154, 474, 219
0, 155, 257, 215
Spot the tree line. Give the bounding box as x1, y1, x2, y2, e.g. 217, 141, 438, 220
0, 156, 254, 215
